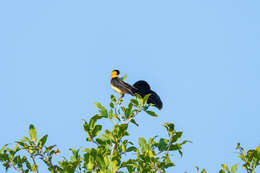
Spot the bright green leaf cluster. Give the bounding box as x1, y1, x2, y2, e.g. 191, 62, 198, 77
218, 164, 238, 173
1, 93, 258, 173
236, 143, 260, 173
0, 124, 60, 173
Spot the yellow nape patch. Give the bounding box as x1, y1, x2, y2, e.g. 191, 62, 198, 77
111, 71, 118, 78
111, 84, 122, 94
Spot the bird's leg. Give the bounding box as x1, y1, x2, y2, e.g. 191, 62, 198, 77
119, 93, 124, 100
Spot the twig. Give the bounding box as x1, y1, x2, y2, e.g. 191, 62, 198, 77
39, 151, 57, 173
163, 135, 173, 162
10, 162, 25, 173
115, 97, 124, 123
239, 148, 250, 173
29, 153, 39, 173
126, 108, 142, 124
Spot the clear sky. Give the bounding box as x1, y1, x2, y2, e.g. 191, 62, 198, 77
0, 0, 259, 172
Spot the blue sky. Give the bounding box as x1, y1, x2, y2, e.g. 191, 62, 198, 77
0, 0, 259, 172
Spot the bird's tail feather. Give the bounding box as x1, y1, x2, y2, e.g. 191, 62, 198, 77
133, 80, 163, 110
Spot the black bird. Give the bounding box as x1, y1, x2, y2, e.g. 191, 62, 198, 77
133, 80, 163, 110
110, 70, 163, 110
110, 70, 135, 98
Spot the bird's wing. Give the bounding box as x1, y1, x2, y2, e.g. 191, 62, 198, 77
133, 80, 151, 91
111, 78, 135, 96
148, 90, 163, 110
133, 80, 163, 110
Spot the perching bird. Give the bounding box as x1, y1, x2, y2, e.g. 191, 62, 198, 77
110, 70, 163, 110
133, 80, 163, 110
110, 70, 136, 98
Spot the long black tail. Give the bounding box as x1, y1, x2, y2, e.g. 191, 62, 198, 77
133, 80, 163, 110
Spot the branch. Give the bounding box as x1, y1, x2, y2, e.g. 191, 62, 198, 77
110, 143, 116, 157
29, 153, 39, 173
10, 162, 25, 173
239, 148, 250, 173
114, 97, 124, 123
38, 151, 57, 173
163, 135, 174, 162
126, 107, 142, 124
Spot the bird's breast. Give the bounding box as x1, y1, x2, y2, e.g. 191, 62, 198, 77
110, 83, 123, 94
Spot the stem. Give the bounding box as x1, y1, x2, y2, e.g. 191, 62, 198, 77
118, 96, 123, 115
115, 97, 124, 123
162, 135, 174, 162
43, 157, 56, 173
126, 107, 142, 124
38, 151, 57, 173
10, 161, 25, 173
29, 153, 39, 173
110, 143, 116, 157
239, 148, 250, 173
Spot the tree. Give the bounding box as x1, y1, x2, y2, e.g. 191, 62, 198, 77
0, 95, 259, 173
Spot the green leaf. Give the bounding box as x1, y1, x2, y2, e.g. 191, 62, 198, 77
16, 141, 27, 148
256, 144, 260, 158
126, 146, 137, 152
96, 138, 106, 145
109, 109, 113, 120
163, 122, 175, 136
166, 162, 175, 168
89, 114, 103, 129
112, 113, 118, 120
110, 102, 114, 108
32, 164, 38, 172
172, 131, 183, 143
158, 138, 169, 151
136, 94, 143, 106
38, 135, 48, 149
125, 102, 133, 119
104, 130, 113, 140
21, 136, 31, 143
130, 119, 139, 126
44, 145, 56, 153
87, 161, 94, 170
237, 155, 244, 161
121, 106, 126, 114
92, 125, 102, 137
122, 74, 128, 81
201, 169, 207, 173
145, 110, 158, 117
138, 138, 147, 153
236, 143, 241, 150
195, 166, 199, 173
180, 140, 192, 145
110, 95, 117, 103
138, 138, 146, 146
143, 94, 151, 105
83, 120, 90, 133
169, 144, 179, 151
231, 164, 238, 173
29, 124, 37, 144
94, 102, 108, 118
221, 164, 229, 172
70, 148, 80, 161
130, 99, 139, 107
0, 144, 8, 153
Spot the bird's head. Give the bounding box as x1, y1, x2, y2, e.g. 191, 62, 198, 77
111, 70, 120, 78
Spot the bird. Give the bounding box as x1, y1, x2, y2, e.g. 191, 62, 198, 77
133, 80, 163, 110
110, 70, 163, 110
110, 70, 136, 98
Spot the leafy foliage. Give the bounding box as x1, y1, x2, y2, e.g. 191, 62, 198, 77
0, 94, 259, 173
0, 95, 189, 173
235, 143, 260, 173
